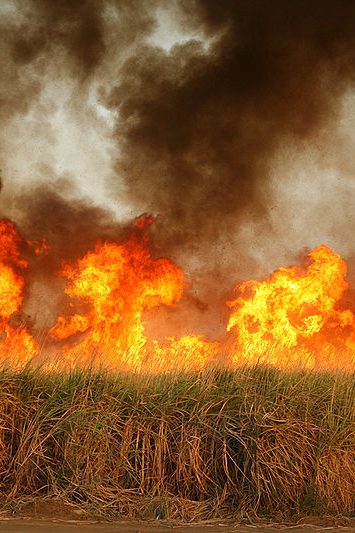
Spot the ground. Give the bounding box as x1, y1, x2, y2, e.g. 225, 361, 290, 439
0, 499, 353, 533
0, 517, 354, 533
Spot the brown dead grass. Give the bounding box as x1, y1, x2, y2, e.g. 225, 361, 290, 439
0, 365, 353, 520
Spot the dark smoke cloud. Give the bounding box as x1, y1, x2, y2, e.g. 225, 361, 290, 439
1, 1, 355, 279
107, 0, 355, 254
0, 0, 161, 212
3, 184, 130, 331
0, 0, 104, 127
10, 0, 106, 75
0, 1, 108, 216
0, 0, 156, 121
9, 183, 126, 270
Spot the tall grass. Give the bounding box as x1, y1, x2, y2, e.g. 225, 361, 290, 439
0, 364, 353, 520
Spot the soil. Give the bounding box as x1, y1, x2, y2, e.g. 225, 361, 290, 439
0, 501, 353, 533
0, 518, 354, 533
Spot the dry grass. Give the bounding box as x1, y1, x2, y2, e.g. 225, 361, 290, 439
0, 364, 353, 520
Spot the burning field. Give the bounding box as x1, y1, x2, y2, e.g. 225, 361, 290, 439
0, 0, 355, 524
0, 215, 355, 372
0, 215, 353, 520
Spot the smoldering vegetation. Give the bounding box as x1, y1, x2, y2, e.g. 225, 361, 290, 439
0, 365, 353, 519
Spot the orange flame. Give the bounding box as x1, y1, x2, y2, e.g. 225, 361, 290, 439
0, 217, 354, 372
227, 245, 355, 370
151, 335, 220, 373
0, 221, 37, 366
50, 218, 187, 369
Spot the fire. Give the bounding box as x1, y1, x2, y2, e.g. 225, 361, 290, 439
152, 335, 220, 373
0, 216, 354, 372
0, 221, 37, 366
227, 245, 355, 370
50, 217, 186, 369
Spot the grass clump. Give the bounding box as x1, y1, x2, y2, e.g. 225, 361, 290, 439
0, 364, 353, 520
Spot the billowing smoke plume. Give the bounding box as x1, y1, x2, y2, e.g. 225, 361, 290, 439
0, 0, 105, 124
108, 0, 355, 255
1, 0, 355, 336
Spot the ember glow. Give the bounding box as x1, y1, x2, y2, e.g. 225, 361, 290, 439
0, 218, 354, 372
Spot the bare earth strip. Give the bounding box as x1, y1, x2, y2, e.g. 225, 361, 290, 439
0, 519, 354, 533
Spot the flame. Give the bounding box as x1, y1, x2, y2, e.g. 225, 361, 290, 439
50, 218, 186, 369
151, 335, 220, 373
0, 221, 37, 366
0, 216, 354, 372
227, 245, 355, 370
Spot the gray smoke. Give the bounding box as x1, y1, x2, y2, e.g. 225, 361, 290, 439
1, 1, 355, 337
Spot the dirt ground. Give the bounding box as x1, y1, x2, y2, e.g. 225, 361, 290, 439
0, 518, 354, 533
0, 502, 353, 533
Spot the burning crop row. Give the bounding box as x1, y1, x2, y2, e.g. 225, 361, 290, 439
0, 217, 355, 372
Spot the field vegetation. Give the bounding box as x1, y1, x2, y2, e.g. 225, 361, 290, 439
0, 363, 353, 520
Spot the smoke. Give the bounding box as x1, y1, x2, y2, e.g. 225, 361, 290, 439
7, 0, 106, 75
0, 0, 155, 217
4, 183, 128, 331
1, 0, 355, 328
0, 0, 106, 134
107, 0, 355, 259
